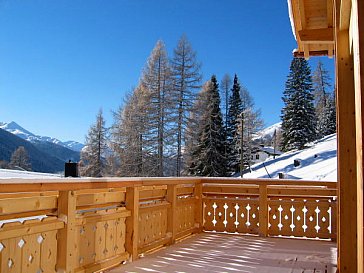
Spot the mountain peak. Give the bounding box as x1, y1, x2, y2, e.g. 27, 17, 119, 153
0, 121, 35, 137
0, 121, 84, 152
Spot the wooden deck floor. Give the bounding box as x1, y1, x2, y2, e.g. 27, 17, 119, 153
108, 233, 337, 273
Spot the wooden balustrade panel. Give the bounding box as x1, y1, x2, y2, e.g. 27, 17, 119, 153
268, 198, 336, 239
203, 197, 260, 234
138, 203, 168, 250
74, 207, 129, 271
0, 218, 61, 273
176, 198, 195, 236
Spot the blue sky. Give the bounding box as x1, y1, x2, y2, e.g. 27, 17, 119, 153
0, 0, 334, 143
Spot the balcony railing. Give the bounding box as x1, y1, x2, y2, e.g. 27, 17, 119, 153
0, 177, 337, 273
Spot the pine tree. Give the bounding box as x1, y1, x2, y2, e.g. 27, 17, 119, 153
171, 35, 202, 176
9, 146, 31, 171
281, 57, 317, 151
190, 76, 226, 177
80, 109, 108, 177
226, 74, 243, 175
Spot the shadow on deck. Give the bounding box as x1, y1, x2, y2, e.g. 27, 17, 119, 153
108, 233, 337, 273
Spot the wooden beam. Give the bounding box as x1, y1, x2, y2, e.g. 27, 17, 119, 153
339, 0, 351, 30
298, 28, 334, 42
351, 0, 364, 271
166, 184, 177, 244
335, 3, 358, 269
57, 191, 77, 273
125, 186, 140, 261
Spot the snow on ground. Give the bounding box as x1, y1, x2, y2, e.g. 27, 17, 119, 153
244, 134, 337, 181
0, 169, 62, 179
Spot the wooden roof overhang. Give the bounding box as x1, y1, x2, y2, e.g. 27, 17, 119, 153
288, 0, 335, 58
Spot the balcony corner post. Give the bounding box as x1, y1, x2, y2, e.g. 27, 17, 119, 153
194, 182, 203, 233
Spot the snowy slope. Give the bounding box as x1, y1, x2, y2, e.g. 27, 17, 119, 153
0, 121, 84, 152
244, 134, 337, 181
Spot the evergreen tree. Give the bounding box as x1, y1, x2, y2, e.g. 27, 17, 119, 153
9, 146, 31, 171
190, 76, 226, 177
226, 74, 243, 175
171, 35, 202, 176
80, 109, 108, 177
220, 74, 232, 131
281, 57, 317, 151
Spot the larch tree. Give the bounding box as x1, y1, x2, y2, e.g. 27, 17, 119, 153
190, 75, 226, 177
312, 61, 335, 137
170, 34, 202, 176
140, 40, 172, 176
226, 74, 243, 175
111, 85, 150, 177
184, 81, 210, 175
9, 146, 31, 171
80, 109, 108, 177
281, 57, 317, 151
239, 84, 264, 170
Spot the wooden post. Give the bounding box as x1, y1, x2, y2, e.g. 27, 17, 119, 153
258, 185, 268, 237
194, 182, 203, 233
335, 1, 358, 270
125, 186, 140, 261
166, 184, 177, 244
351, 0, 364, 271
57, 190, 77, 273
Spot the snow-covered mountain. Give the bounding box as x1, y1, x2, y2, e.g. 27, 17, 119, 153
244, 134, 337, 181
0, 121, 84, 152
253, 122, 281, 143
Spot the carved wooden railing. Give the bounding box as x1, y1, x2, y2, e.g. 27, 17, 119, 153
0, 177, 336, 272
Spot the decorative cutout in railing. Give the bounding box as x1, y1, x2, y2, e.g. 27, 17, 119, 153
204, 198, 260, 234
268, 198, 336, 239
0, 217, 63, 273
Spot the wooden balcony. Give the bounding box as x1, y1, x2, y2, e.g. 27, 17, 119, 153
0, 177, 337, 273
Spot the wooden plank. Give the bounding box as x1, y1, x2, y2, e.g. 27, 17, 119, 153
268, 187, 337, 197
125, 187, 139, 261
0, 195, 57, 214
0, 219, 64, 240
166, 185, 177, 244
22, 234, 40, 273
74, 252, 129, 273
258, 185, 268, 237
298, 27, 334, 42
76, 191, 125, 207
40, 230, 57, 273
194, 183, 203, 233
75, 210, 131, 226
351, 1, 364, 271
57, 190, 77, 273
139, 189, 166, 200
137, 237, 170, 254
335, 14, 358, 271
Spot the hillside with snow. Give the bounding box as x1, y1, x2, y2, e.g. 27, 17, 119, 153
244, 134, 337, 181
